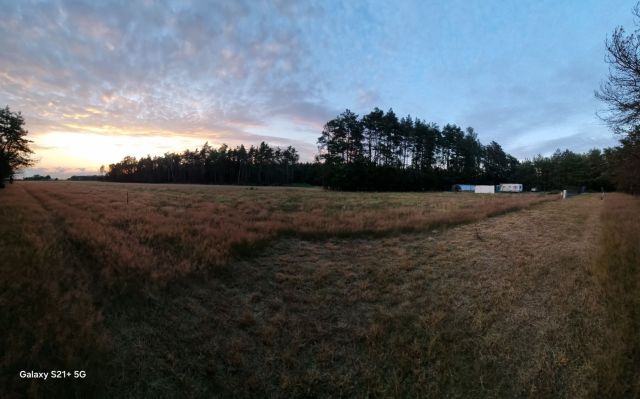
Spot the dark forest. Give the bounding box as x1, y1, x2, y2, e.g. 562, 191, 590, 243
104, 107, 634, 192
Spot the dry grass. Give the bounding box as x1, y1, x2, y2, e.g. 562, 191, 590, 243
13, 181, 555, 284
591, 193, 640, 397
0, 185, 108, 398
4, 182, 637, 398
101, 195, 616, 398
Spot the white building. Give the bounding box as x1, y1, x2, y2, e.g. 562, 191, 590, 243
499, 183, 523, 192
474, 185, 495, 194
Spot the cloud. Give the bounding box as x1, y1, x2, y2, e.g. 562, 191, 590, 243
0, 0, 626, 170
509, 131, 619, 159
356, 88, 381, 108
457, 60, 613, 158
0, 0, 332, 163
269, 99, 336, 129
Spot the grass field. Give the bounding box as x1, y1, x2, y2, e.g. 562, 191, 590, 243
1, 181, 638, 398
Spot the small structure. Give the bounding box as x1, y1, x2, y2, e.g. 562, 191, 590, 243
561, 187, 582, 199
474, 185, 495, 194
452, 184, 475, 192
499, 183, 523, 192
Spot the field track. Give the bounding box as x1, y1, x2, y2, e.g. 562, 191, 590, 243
2, 183, 632, 398
105, 194, 610, 397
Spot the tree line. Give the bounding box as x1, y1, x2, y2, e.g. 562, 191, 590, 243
316, 108, 619, 191
102, 125, 619, 192
104, 142, 305, 186
23, 174, 54, 181
0, 99, 632, 194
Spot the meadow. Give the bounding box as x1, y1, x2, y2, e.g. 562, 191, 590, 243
4, 182, 555, 282
1, 181, 638, 398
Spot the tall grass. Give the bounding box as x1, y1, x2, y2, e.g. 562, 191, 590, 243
593, 193, 640, 397
0, 186, 107, 398
1, 182, 558, 397
99, 193, 609, 398
16, 181, 556, 285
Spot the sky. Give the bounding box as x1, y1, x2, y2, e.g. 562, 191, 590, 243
0, 0, 635, 178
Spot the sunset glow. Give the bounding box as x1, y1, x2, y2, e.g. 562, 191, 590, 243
34, 132, 211, 173
0, 1, 632, 177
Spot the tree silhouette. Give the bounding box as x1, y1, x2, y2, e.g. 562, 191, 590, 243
103, 106, 618, 192
595, 2, 640, 193
315, 107, 616, 191
596, 3, 640, 134
105, 142, 305, 186
0, 106, 33, 187
605, 128, 640, 194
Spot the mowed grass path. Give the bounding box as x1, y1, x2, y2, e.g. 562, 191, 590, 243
107, 194, 614, 398
2, 182, 634, 397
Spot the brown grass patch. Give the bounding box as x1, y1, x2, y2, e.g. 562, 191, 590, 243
0, 185, 108, 398
102, 195, 614, 397
12, 182, 627, 398
592, 193, 640, 397
13, 181, 555, 285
